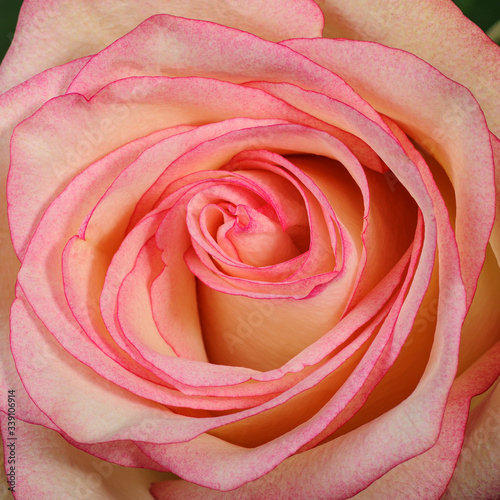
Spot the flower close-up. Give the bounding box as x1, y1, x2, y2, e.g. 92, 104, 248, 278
1, 1, 499, 499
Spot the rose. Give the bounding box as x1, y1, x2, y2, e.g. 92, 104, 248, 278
0, 1, 499, 499
1, 1, 499, 499
0, 0, 499, 498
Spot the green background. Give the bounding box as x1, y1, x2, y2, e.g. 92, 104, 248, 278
0, 0, 499, 61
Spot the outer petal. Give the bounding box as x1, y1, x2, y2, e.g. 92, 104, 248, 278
0, 57, 91, 432
0, 0, 324, 92
314, 0, 500, 136
490, 134, 500, 265
444, 381, 500, 498
0, 416, 172, 499
354, 341, 500, 499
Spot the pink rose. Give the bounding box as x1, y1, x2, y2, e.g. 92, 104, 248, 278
1, 1, 499, 498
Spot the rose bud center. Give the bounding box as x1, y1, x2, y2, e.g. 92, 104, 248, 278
212, 203, 302, 267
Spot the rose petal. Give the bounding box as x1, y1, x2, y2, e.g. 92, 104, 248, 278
116, 236, 183, 358
139, 196, 429, 478
0, 296, 58, 431
0, 58, 94, 431
14, 118, 300, 399
0, 59, 92, 381
313, 0, 500, 136
490, 133, 500, 265
444, 380, 500, 498
183, 168, 311, 280
0, 0, 324, 91
65, 15, 389, 141
186, 84, 470, 488
2, 6, 495, 498
355, 341, 500, 499
457, 244, 500, 375
0, 416, 171, 499
12, 190, 442, 490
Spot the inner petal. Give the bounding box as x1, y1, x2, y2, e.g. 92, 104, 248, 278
185, 171, 314, 284
215, 204, 301, 267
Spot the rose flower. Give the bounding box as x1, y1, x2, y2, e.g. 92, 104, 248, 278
0, 1, 499, 498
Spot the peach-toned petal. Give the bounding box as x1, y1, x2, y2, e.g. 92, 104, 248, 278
184, 168, 311, 280
144, 213, 417, 489
62, 438, 164, 471
145, 201, 428, 482
97, 210, 172, 364
444, 380, 500, 498
13, 189, 445, 492
157, 123, 368, 296
10, 295, 269, 444
59, 131, 182, 370
116, 236, 180, 358
0, 416, 171, 499
0, 0, 324, 92
490, 133, 500, 265
152, 167, 347, 371
0, 61, 92, 405
354, 342, 500, 499
12, 90, 329, 391
7, 81, 197, 258
313, 0, 500, 136
288, 153, 417, 309
2, 6, 495, 499
0, 57, 90, 204
457, 244, 500, 376
15, 150, 267, 415
64, 211, 266, 410
0, 296, 59, 431
181, 168, 322, 284
106, 204, 206, 368
140, 304, 385, 485
65, 15, 388, 140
